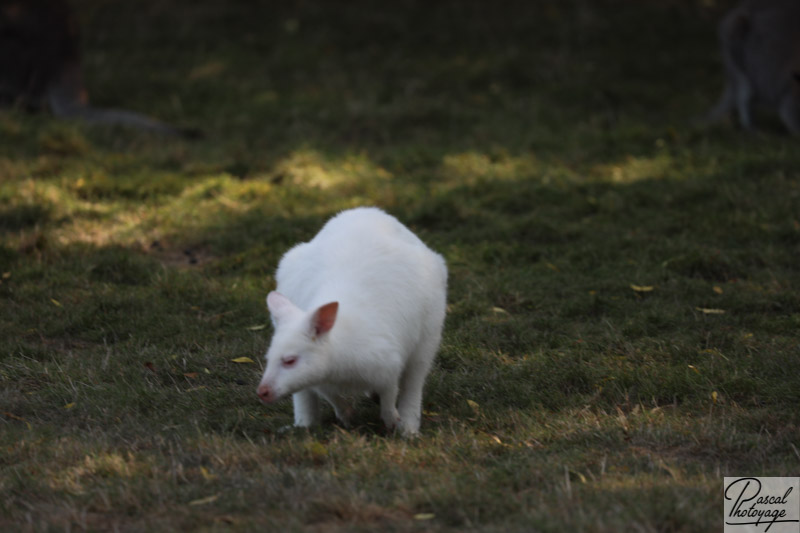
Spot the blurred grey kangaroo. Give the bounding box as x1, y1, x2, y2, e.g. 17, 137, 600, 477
0, 0, 198, 137
706, 0, 800, 135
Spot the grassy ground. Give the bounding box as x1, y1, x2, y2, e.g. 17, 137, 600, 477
2, 0, 800, 531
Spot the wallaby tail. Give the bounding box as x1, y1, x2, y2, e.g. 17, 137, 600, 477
47, 70, 202, 139
55, 103, 203, 139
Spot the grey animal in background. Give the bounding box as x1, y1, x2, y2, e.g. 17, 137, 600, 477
0, 0, 198, 137
706, 0, 800, 135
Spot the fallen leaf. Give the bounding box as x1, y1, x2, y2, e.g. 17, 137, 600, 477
247, 324, 267, 331
51, 298, 63, 307
64, 402, 75, 409
231, 357, 255, 364
572, 470, 588, 483
466, 399, 481, 415
630, 284, 654, 292
184, 372, 198, 379
189, 494, 220, 506
712, 286, 724, 294
696, 307, 725, 314
414, 513, 435, 521
1, 272, 10, 279
204, 368, 211, 374
545, 262, 559, 272
687, 365, 699, 374
711, 391, 718, 404
200, 466, 217, 481
491, 307, 510, 315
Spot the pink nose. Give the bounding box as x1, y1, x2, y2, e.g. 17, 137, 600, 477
257, 383, 273, 403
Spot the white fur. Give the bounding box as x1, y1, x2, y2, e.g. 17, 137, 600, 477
257, 207, 447, 436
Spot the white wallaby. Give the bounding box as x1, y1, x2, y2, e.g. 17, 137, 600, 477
256, 207, 447, 436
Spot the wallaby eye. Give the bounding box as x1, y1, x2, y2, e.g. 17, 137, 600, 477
281, 355, 298, 368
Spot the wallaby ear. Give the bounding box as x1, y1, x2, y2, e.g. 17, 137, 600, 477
310, 302, 338, 338
267, 291, 298, 322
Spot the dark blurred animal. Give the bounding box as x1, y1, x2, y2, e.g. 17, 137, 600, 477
0, 0, 193, 136
706, 0, 800, 135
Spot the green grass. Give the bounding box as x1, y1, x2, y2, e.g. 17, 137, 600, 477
2, 0, 800, 531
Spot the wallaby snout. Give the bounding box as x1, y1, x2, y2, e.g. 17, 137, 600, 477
257, 383, 275, 403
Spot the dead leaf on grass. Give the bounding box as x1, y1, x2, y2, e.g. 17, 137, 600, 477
231, 357, 255, 364
200, 466, 217, 481
466, 399, 481, 418
630, 284, 654, 293
188, 493, 220, 506
696, 307, 725, 314
3, 411, 32, 429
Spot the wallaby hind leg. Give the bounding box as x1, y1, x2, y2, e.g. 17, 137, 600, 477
713, 5, 755, 131
396, 338, 438, 436
734, 75, 755, 131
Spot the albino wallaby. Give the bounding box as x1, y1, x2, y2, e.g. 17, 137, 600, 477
0, 0, 196, 137
256, 207, 448, 436
706, 0, 800, 135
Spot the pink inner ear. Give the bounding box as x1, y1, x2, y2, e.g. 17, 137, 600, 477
312, 302, 338, 336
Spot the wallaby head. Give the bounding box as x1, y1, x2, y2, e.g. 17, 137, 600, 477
256, 291, 339, 404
